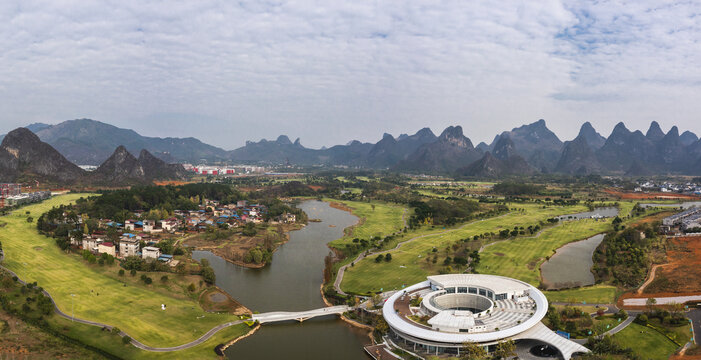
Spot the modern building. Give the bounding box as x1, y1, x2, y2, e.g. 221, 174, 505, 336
97, 242, 116, 257
383, 274, 589, 359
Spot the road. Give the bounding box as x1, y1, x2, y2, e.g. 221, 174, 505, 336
687, 308, 701, 346
624, 295, 701, 306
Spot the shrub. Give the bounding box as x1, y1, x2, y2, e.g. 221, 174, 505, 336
187, 283, 196, 292
160, 275, 168, 283
122, 336, 131, 345
130, 269, 137, 276
144, 277, 152, 285
118, 269, 125, 276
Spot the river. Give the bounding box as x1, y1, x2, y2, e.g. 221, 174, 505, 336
540, 234, 605, 290
192, 200, 370, 359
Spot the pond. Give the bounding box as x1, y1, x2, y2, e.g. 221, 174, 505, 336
557, 207, 619, 221
192, 200, 370, 359
540, 234, 605, 290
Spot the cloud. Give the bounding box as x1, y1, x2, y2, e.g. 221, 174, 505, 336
0, 0, 699, 148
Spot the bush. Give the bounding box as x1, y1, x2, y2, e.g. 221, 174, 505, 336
636, 314, 648, 325
144, 277, 152, 285
187, 283, 196, 292
160, 275, 168, 283
118, 269, 125, 276
122, 336, 131, 345
130, 269, 137, 276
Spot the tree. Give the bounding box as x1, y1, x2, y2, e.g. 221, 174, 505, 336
26, 217, 33, 223
118, 269, 125, 276
187, 283, 196, 292
384, 253, 392, 262
646, 297, 657, 312
375, 254, 384, 263
461, 342, 486, 359
493, 339, 515, 359
122, 336, 131, 345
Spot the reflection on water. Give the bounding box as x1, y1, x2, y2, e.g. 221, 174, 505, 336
540, 234, 605, 290
558, 207, 619, 221
192, 201, 370, 359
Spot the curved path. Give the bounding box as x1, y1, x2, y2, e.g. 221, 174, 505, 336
637, 264, 668, 294
0, 251, 341, 352
334, 212, 511, 295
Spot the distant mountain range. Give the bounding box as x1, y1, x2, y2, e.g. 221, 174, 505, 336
0, 127, 186, 185
3, 118, 701, 177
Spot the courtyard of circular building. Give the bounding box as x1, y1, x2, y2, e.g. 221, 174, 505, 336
382, 274, 590, 359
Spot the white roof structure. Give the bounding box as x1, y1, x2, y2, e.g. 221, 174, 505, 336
383, 274, 590, 359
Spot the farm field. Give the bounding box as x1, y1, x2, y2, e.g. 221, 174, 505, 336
0, 195, 240, 349
339, 203, 597, 294
613, 322, 679, 360
478, 218, 612, 285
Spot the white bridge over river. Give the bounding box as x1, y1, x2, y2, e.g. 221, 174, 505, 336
252, 305, 352, 323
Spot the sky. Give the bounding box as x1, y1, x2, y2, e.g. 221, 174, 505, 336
0, 1, 700, 150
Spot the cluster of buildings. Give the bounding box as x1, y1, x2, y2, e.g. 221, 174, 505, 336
78, 232, 172, 263
0, 183, 51, 207
662, 207, 701, 232
634, 180, 701, 194
182, 164, 266, 175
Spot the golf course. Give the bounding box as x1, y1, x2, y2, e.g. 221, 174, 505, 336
0, 194, 250, 359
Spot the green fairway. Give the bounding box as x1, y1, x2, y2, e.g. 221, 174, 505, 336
0, 195, 240, 350
327, 199, 407, 250
544, 285, 618, 304
613, 323, 678, 360
340, 203, 597, 294
478, 218, 612, 285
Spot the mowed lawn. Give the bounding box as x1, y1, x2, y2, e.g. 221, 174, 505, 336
478, 218, 612, 285
613, 323, 678, 360
340, 203, 596, 294
544, 285, 618, 304
0, 195, 238, 348
327, 199, 407, 250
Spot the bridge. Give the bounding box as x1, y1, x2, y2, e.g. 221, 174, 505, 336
252, 305, 351, 324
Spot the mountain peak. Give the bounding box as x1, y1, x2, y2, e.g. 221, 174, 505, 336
415, 127, 435, 138
646, 121, 665, 141
576, 121, 606, 149
438, 126, 473, 149
276, 135, 292, 145
492, 134, 516, 161
680, 130, 699, 146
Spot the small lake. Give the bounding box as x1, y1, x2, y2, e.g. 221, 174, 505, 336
192, 200, 370, 360
558, 207, 619, 221
639, 201, 701, 209
540, 234, 605, 290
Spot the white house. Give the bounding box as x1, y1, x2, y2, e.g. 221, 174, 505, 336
142, 246, 161, 260
97, 242, 116, 257
143, 219, 156, 232
119, 237, 140, 258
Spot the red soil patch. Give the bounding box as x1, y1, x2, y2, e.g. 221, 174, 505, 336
153, 180, 194, 186
604, 188, 700, 200
620, 236, 701, 308
308, 185, 324, 191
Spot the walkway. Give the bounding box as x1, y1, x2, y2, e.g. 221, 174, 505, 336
0, 251, 350, 353
334, 212, 511, 295
251, 305, 351, 323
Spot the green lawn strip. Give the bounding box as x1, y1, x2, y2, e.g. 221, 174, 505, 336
0, 195, 239, 348
544, 285, 618, 304
47, 314, 251, 359
613, 322, 678, 360
478, 218, 611, 285
340, 204, 596, 294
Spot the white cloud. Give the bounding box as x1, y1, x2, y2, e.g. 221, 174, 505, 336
0, 0, 699, 148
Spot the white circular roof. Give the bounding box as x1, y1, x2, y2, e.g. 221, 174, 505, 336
382, 274, 548, 343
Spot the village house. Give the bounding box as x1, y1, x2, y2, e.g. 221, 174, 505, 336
142, 246, 161, 260
97, 242, 116, 257
81, 234, 106, 252
119, 235, 141, 258
143, 219, 156, 232
160, 218, 180, 232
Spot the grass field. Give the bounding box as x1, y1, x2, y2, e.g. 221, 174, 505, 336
544, 285, 619, 304
327, 199, 407, 251
478, 218, 612, 285
340, 203, 597, 294
0, 195, 242, 354
613, 323, 679, 360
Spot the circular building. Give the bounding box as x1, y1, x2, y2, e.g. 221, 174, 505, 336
382, 274, 589, 359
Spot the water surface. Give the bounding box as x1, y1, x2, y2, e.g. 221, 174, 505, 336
540, 234, 605, 290
193, 200, 370, 360
558, 207, 619, 221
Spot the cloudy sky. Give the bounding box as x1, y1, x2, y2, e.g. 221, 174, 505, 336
0, 1, 699, 149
